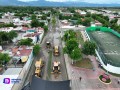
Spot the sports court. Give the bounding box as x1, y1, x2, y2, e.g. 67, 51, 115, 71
87, 29, 120, 67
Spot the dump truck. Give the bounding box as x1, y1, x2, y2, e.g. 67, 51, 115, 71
35, 59, 44, 77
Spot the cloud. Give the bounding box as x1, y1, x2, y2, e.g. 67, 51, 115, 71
18, 0, 38, 2
45, 0, 67, 2
45, 0, 120, 4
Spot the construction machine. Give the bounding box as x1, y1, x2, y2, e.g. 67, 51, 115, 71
52, 61, 61, 78
46, 41, 51, 48
53, 46, 59, 56
34, 59, 44, 77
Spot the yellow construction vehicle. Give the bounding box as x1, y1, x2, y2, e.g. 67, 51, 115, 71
34, 59, 44, 77
53, 46, 59, 56
52, 61, 61, 78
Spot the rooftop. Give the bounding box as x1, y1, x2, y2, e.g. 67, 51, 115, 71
24, 33, 40, 37
3, 68, 22, 75
12, 46, 32, 57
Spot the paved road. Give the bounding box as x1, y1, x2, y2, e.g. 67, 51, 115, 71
23, 14, 68, 87
23, 31, 49, 86
49, 15, 68, 81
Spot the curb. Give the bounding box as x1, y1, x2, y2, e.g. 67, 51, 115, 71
98, 76, 112, 85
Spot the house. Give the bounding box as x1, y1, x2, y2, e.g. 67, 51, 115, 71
0, 46, 34, 90
22, 27, 44, 44
80, 11, 87, 16
13, 18, 23, 26
91, 21, 102, 27
0, 68, 22, 90
117, 18, 120, 25
23, 33, 40, 44
62, 12, 73, 16
38, 20, 48, 26
0, 27, 13, 32
12, 46, 33, 63
13, 27, 22, 31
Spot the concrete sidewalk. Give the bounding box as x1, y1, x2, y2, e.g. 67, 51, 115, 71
64, 53, 120, 90
61, 30, 120, 90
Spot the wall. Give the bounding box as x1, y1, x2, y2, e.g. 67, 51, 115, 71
11, 50, 33, 90
86, 27, 120, 74
39, 32, 44, 43
96, 49, 120, 74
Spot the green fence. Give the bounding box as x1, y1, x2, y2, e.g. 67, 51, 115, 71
86, 26, 120, 38
86, 26, 120, 67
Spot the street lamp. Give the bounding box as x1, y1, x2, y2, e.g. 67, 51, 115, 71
2, 65, 5, 72
72, 50, 74, 64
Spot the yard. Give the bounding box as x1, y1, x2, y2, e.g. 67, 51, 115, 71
73, 58, 93, 69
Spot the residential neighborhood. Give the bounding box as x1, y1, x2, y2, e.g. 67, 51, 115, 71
0, 6, 120, 90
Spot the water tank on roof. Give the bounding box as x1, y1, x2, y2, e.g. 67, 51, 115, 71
0, 46, 2, 50
17, 51, 20, 55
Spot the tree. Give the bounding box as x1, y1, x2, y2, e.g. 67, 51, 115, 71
8, 31, 18, 42
41, 15, 47, 20
82, 41, 96, 55
18, 38, 33, 46
82, 17, 91, 26
31, 19, 39, 27
0, 53, 10, 66
66, 38, 78, 54
70, 47, 82, 61
52, 16, 56, 27
31, 14, 36, 20
63, 30, 76, 41
33, 44, 40, 56
43, 25, 48, 32
39, 22, 45, 27
76, 18, 82, 25
2, 53, 10, 64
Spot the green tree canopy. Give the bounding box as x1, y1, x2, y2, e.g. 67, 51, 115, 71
63, 30, 76, 41
0, 53, 10, 65
31, 14, 36, 20
70, 47, 82, 60
33, 44, 40, 56
43, 25, 48, 32
66, 38, 78, 54
52, 16, 56, 26
41, 15, 47, 20
18, 38, 33, 46
82, 41, 96, 55
8, 31, 18, 41
31, 19, 39, 27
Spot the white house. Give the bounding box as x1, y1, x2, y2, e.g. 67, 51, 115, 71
0, 27, 13, 32
23, 27, 44, 44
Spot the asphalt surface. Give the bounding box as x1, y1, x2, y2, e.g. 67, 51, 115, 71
23, 15, 68, 88
50, 15, 68, 81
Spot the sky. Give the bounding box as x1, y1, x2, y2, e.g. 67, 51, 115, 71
18, 0, 120, 4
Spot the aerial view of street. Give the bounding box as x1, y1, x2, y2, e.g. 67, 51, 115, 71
0, 1, 120, 90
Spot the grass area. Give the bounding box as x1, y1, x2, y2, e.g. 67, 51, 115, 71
47, 51, 52, 79
73, 58, 93, 69
76, 31, 84, 46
